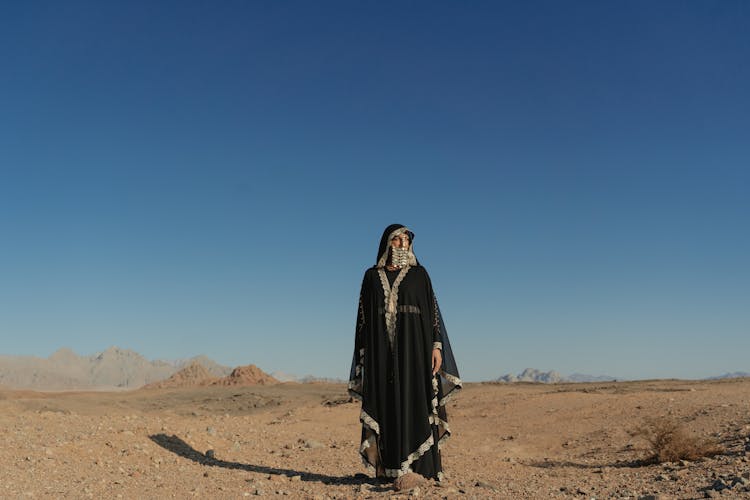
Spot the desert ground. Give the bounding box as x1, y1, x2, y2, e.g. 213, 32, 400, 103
2, 378, 750, 499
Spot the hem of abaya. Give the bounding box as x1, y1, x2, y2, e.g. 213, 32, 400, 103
384, 433, 435, 478
437, 370, 463, 406
357, 423, 451, 480
356, 374, 460, 481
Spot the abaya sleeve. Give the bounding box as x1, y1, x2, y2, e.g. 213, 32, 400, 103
425, 272, 461, 402
348, 272, 368, 401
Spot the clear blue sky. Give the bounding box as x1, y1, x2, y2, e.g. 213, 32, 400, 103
1, 1, 748, 381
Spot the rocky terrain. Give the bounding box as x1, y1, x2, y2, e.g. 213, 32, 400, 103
2, 377, 750, 498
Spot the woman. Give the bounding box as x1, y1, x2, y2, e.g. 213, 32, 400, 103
348, 224, 461, 481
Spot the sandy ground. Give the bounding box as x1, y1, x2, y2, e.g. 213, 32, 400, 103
2, 379, 750, 499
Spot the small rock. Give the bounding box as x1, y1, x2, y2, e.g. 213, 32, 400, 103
304, 439, 324, 449
742, 472, 750, 479
254, 489, 264, 496
205, 449, 215, 459
711, 478, 728, 491
206, 427, 216, 436
394, 473, 425, 491
409, 486, 421, 497
290, 475, 301, 482
475, 480, 497, 490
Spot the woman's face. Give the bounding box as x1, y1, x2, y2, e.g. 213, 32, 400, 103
391, 233, 411, 249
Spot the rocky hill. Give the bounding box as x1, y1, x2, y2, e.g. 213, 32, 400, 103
211, 365, 278, 386
144, 362, 278, 389
143, 361, 218, 389
171, 355, 234, 378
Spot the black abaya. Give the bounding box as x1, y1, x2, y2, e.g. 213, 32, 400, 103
348, 225, 461, 480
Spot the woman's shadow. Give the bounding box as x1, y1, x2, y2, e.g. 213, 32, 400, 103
149, 433, 385, 489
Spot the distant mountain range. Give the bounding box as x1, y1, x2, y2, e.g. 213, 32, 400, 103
0, 347, 343, 391
496, 368, 619, 383
706, 371, 750, 380
496, 368, 750, 383
271, 371, 346, 384
2, 348, 747, 390
0, 347, 233, 391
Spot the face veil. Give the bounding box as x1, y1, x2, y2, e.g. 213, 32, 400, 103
348, 224, 462, 481
375, 224, 418, 269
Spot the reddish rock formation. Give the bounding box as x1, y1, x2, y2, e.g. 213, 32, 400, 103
143, 361, 217, 389
211, 364, 278, 386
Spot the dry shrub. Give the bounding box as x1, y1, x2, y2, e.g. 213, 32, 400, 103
630, 416, 723, 463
